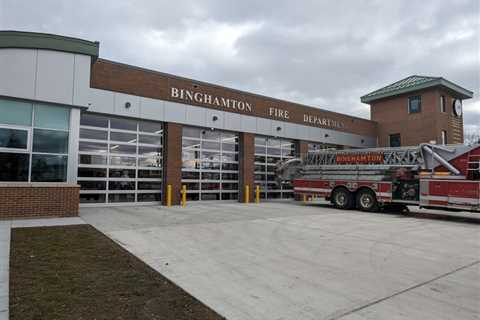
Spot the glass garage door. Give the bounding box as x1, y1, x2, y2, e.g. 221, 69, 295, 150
254, 136, 295, 199
78, 113, 163, 205
182, 126, 239, 201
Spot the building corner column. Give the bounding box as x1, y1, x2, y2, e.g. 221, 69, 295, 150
239, 132, 254, 203
162, 122, 183, 205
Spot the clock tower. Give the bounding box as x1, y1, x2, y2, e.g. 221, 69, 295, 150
361, 75, 473, 147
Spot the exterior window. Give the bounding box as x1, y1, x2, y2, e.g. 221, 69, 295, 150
31, 155, 68, 182
408, 96, 421, 113
441, 130, 447, 145
0, 153, 29, 181
389, 133, 401, 147
0, 99, 32, 126
0, 98, 70, 182
440, 95, 446, 113
0, 128, 28, 150
80, 113, 109, 128
32, 129, 69, 153
34, 104, 70, 130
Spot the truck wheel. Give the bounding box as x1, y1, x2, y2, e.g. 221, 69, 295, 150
356, 189, 379, 212
332, 188, 354, 210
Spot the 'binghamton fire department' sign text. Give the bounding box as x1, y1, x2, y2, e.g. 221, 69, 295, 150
170, 86, 347, 130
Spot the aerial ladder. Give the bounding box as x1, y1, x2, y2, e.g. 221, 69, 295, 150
276, 143, 480, 212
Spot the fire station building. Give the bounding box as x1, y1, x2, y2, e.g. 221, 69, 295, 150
0, 31, 474, 218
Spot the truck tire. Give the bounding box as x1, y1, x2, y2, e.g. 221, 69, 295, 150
356, 189, 379, 212
332, 188, 354, 210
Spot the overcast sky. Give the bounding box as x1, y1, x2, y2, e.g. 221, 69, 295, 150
1, 0, 479, 133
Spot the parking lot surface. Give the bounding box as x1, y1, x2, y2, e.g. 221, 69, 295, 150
81, 202, 480, 320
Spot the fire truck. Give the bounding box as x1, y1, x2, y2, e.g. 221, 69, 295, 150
277, 143, 480, 212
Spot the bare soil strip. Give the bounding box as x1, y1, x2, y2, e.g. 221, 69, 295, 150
10, 224, 224, 320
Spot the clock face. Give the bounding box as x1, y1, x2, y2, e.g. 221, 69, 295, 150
453, 99, 462, 117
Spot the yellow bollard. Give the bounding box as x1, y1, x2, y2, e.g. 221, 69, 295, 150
166, 184, 172, 207
255, 185, 260, 204
181, 185, 187, 207
245, 185, 250, 203
303, 194, 307, 203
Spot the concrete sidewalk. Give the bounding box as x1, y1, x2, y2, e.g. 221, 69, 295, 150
0, 217, 85, 320
81, 202, 480, 320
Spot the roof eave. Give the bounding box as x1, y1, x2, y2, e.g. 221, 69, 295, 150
0, 30, 99, 61
361, 79, 474, 104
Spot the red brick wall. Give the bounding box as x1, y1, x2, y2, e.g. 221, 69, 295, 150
0, 185, 79, 219
162, 123, 183, 205
238, 132, 255, 203
370, 88, 464, 147
91, 59, 377, 137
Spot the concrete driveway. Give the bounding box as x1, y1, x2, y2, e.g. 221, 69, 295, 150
81, 202, 480, 320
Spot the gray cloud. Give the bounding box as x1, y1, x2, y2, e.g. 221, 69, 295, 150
1, 0, 478, 132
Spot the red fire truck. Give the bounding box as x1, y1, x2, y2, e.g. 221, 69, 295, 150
277, 143, 480, 212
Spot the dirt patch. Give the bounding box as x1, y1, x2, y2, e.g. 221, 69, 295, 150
10, 224, 225, 320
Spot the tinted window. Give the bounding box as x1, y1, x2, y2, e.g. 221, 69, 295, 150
31, 154, 68, 182
79, 154, 107, 165
109, 169, 136, 178
109, 144, 136, 154
80, 194, 106, 204
408, 96, 421, 113
79, 141, 108, 153
79, 181, 107, 190
78, 167, 107, 177
138, 157, 162, 168
139, 121, 162, 133
138, 181, 162, 190
108, 193, 135, 202
139, 135, 162, 145
34, 104, 70, 130
0, 99, 32, 126
110, 156, 136, 166
80, 113, 109, 128
0, 153, 29, 181
110, 131, 137, 143
389, 133, 401, 147
109, 181, 135, 190
0, 128, 28, 149
138, 170, 162, 179
137, 193, 161, 202
110, 118, 137, 131
80, 128, 108, 140
33, 129, 69, 153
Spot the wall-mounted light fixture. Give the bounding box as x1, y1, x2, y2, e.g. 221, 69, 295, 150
361, 139, 365, 144
324, 134, 329, 138
125, 102, 131, 109
212, 115, 218, 122
276, 126, 282, 132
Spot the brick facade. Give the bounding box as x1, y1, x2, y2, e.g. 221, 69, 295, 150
239, 133, 255, 203
370, 88, 464, 147
162, 122, 183, 205
91, 59, 377, 137
0, 184, 79, 219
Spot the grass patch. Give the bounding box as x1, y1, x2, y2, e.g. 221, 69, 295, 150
10, 224, 224, 320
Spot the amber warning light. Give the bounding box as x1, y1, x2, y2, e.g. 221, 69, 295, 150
335, 152, 384, 164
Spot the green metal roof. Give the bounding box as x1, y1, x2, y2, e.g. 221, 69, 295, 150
0, 30, 99, 60
361, 75, 474, 103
